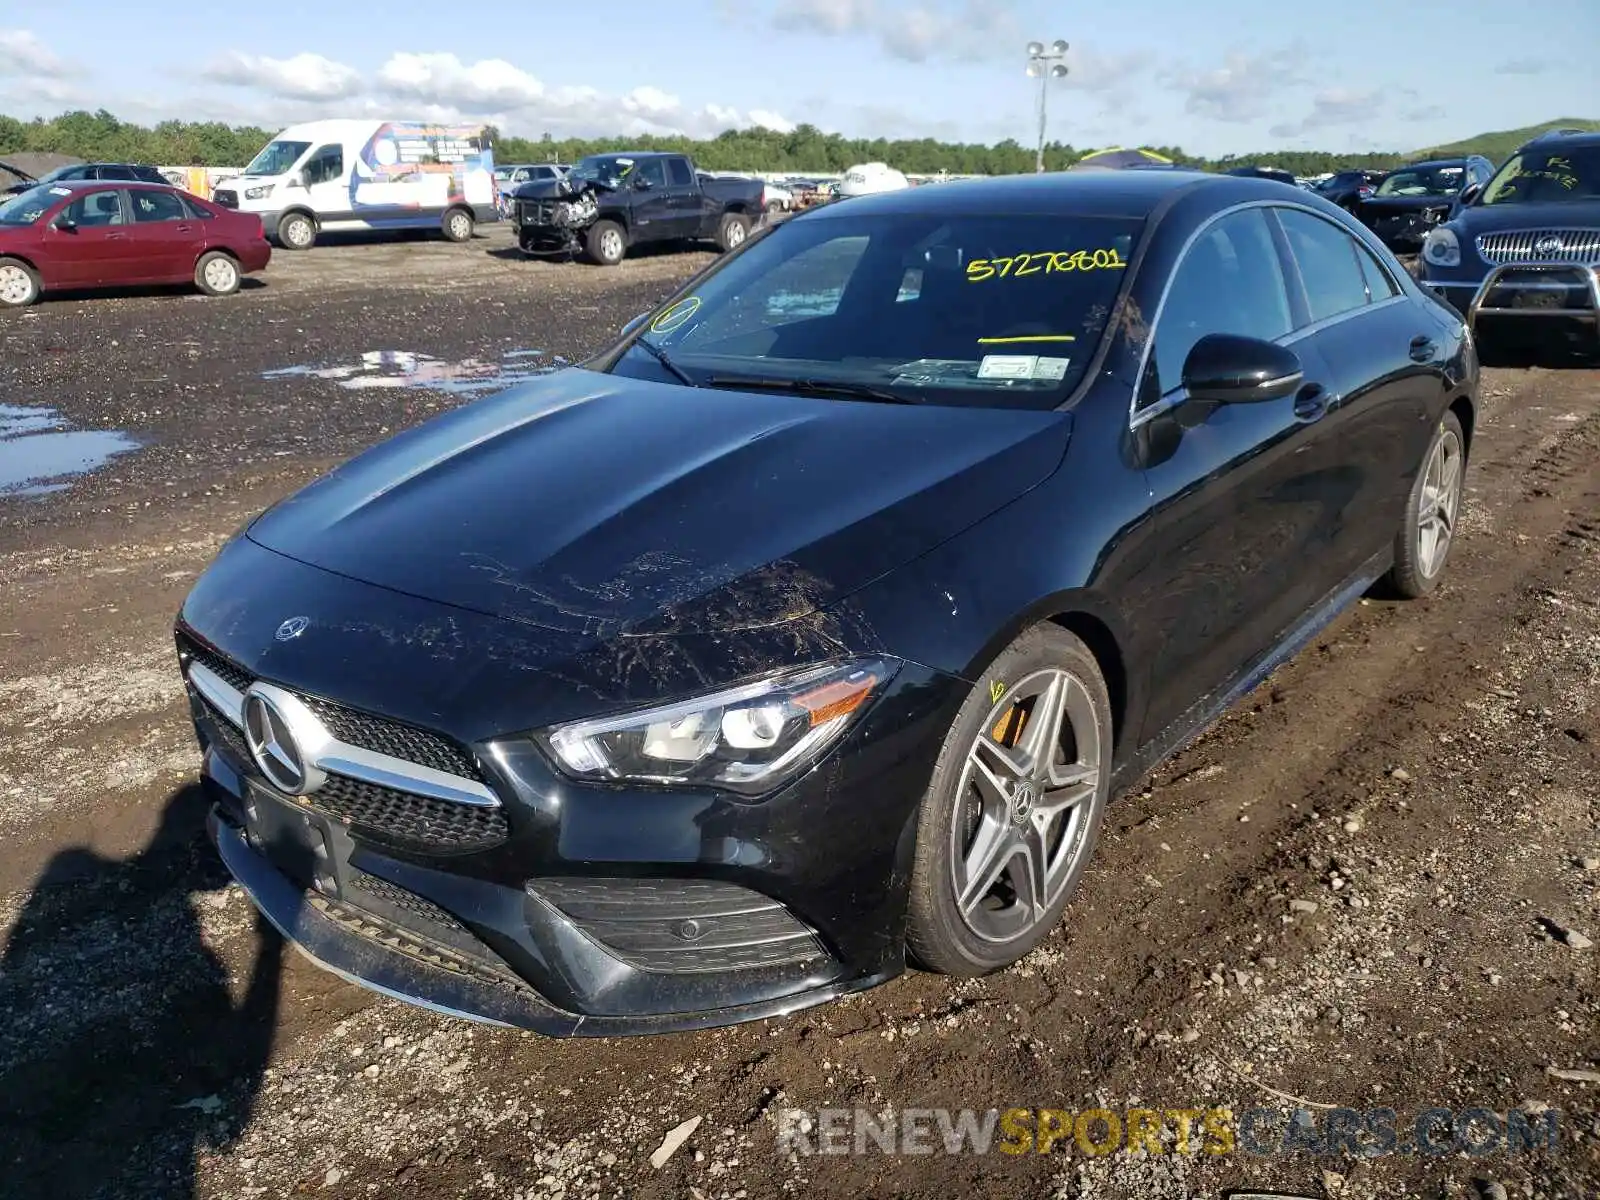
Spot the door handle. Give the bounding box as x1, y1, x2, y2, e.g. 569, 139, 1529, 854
106, 231, 128, 240
1293, 382, 1333, 421
1409, 334, 1436, 362
176, 224, 193, 232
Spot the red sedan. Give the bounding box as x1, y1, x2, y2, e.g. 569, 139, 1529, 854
0, 180, 271, 308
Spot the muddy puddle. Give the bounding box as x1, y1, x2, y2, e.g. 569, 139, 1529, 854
262, 349, 563, 397
0, 404, 141, 497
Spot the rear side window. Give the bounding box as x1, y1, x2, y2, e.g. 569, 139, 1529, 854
1354, 241, 1397, 300
1277, 208, 1369, 324
1150, 208, 1293, 399
130, 190, 187, 222
179, 194, 215, 220
98, 165, 137, 180
667, 158, 694, 187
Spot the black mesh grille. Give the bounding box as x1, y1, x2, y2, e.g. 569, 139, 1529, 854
300, 697, 480, 779
178, 636, 483, 781
213, 189, 238, 208
200, 697, 254, 771
310, 773, 509, 855
349, 870, 467, 932
186, 641, 251, 693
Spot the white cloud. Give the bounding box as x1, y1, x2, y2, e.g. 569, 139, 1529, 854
1267, 87, 1384, 138
195, 48, 792, 141
1165, 43, 1307, 123
203, 51, 362, 101
774, 0, 1026, 65
0, 28, 73, 78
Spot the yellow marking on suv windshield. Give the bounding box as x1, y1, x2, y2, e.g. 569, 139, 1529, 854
976, 334, 1077, 345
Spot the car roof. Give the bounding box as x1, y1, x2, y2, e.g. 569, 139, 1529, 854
27, 179, 183, 192
803, 168, 1274, 220
1526, 128, 1600, 148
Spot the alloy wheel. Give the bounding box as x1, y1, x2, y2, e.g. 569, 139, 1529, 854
1417, 426, 1463, 578
600, 229, 623, 261
448, 212, 472, 240
727, 221, 746, 248
948, 667, 1103, 944
0, 264, 35, 305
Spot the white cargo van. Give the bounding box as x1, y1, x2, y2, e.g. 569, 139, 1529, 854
213, 119, 498, 250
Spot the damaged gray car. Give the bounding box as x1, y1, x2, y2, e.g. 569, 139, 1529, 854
509, 151, 764, 266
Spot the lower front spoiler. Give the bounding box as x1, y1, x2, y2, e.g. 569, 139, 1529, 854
208, 810, 892, 1037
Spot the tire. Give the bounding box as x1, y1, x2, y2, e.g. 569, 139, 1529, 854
585, 220, 626, 266
442, 207, 474, 243
277, 211, 316, 250
905, 624, 1113, 976
1387, 411, 1466, 598
765, 200, 783, 216
716, 212, 752, 253
194, 251, 241, 297
0, 256, 40, 308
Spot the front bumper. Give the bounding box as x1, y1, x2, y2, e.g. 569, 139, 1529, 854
1427, 263, 1600, 341
181, 620, 957, 1035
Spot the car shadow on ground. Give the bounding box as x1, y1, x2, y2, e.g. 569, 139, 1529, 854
33, 278, 268, 306
0, 783, 283, 1200
484, 239, 717, 266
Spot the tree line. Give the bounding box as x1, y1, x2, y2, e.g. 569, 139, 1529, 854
0, 107, 1440, 177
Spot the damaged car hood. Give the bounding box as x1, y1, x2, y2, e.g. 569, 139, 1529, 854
247, 368, 1072, 638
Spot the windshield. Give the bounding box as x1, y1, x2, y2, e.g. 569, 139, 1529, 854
1479, 145, 1600, 204
605, 210, 1142, 408
0, 184, 63, 225
1375, 165, 1466, 197
243, 140, 311, 177
570, 155, 635, 185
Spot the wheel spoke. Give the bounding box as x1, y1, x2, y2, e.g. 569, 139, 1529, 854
1006, 821, 1052, 920
1016, 673, 1067, 776
958, 816, 1016, 917
1438, 450, 1461, 505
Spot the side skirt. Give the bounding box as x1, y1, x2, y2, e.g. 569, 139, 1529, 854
1111, 547, 1393, 792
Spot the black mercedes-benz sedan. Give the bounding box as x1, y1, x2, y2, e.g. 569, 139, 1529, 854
177, 169, 1478, 1036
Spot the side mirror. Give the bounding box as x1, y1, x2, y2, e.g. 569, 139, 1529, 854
633, 176, 652, 190
53, 216, 77, 232
1458, 181, 1482, 205
621, 312, 648, 336
1181, 334, 1303, 404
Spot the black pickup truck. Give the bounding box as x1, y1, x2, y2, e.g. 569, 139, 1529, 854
509, 151, 764, 265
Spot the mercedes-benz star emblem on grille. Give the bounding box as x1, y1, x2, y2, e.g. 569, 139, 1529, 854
1534, 235, 1564, 255
242, 685, 330, 795
275, 615, 310, 641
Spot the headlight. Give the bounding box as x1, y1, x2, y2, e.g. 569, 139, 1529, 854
540, 658, 894, 795
1422, 226, 1460, 267
243, 184, 275, 200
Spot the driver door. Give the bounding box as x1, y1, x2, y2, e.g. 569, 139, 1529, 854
628, 158, 674, 239
1123, 207, 1343, 745
45, 187, 134, 286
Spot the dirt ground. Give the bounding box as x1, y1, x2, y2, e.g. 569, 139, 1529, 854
0, 222, 1596, 1200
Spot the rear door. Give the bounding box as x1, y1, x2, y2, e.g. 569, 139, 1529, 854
1125, 206, 1346, 744
125, 188, 207, 281
1272, 206, 1439, 581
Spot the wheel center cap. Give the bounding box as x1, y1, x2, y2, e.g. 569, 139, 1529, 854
1011, 780, 1036, 823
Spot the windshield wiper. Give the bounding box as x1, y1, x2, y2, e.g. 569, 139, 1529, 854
633, 337, 697, 387
706, 374, 920, 405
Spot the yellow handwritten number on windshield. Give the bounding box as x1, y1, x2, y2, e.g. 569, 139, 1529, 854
966, 248, 1126, 282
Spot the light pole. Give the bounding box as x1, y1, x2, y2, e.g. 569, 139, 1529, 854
1026, 40, 1069, 173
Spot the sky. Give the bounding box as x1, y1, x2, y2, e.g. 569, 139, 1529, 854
1, 1, 1597, 157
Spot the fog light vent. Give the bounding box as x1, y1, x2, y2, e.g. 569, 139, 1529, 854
526, 877, 825, 974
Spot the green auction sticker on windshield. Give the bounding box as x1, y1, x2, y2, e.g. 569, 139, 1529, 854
650, 296, 701, 334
